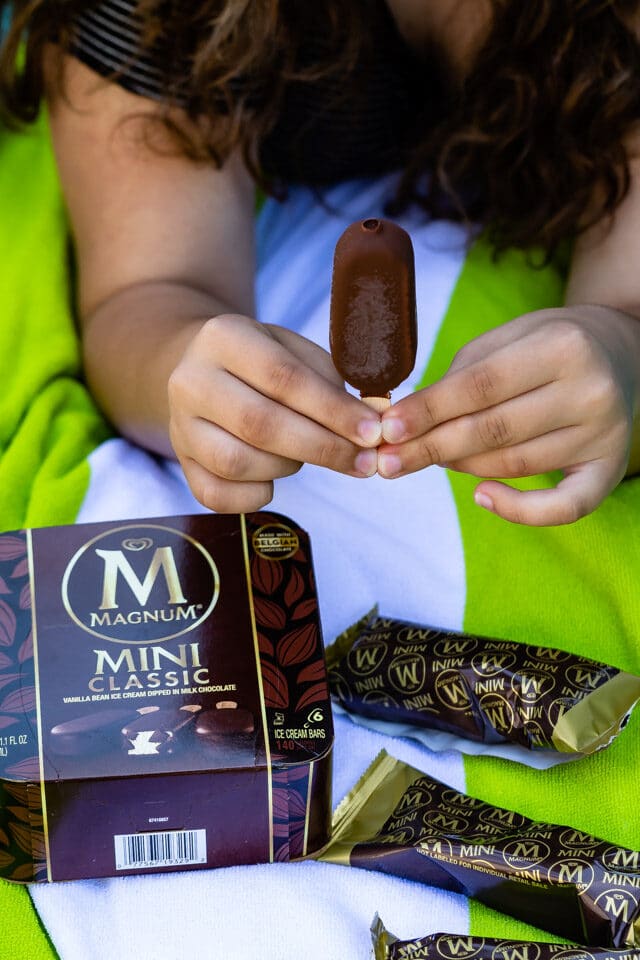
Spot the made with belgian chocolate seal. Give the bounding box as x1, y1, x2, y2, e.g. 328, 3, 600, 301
318, 751, 640, 948
326, 609, 640, 756
370, 915, 640, 960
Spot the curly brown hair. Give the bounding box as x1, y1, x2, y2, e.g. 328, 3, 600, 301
1, 0, 640, 257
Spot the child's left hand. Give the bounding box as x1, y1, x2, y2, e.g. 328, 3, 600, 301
376, 305, 640, 526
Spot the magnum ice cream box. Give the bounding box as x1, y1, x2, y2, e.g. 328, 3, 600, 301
0, 511, 334, 882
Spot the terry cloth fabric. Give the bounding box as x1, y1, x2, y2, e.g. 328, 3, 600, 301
0, 113, 111, 532
0, 116, 110, 960
0, 116, 639, 960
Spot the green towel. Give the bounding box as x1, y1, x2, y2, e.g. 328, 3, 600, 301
0, 113, 109, 531
0, 114, 108, 960
424, 243, 640, 940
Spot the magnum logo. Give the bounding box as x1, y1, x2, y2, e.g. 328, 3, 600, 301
378, 826, 417, 845
435, 937, 484, 959
559, 828, 599, 851
441, 788, 483, 810
525, 645, 571, 664
477, 693, 514, 735
347, 641, 387, 676
478, 806, 526, 830
387, 652, 426, 694
434, 669, 472, 711
62, 523, 220, 644
547, 858, 595, 892
565, 664, 609, 691
502, 839, 552, 870
603, 847, 640, 873
491, 944, 542, 960
395, 625, 438, 645
471, 649, 517, 678
511, 670, 556, 703
432, 635, 479, 658
594, 888, 639, 923
395, 784, 434, 811
422, 809, 470, 834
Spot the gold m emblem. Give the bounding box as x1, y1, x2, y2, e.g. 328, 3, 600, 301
97, 546, 187, 610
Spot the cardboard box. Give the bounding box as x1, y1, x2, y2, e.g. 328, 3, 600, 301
0, 511, 333, 881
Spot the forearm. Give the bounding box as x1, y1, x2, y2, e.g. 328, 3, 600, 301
82, 280, 235, 458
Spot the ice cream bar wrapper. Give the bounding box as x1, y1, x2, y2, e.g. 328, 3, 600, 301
370, 915, 640, 960
318, 751, 640, 948
326, 610, 640, 756
0, 511, 333, 882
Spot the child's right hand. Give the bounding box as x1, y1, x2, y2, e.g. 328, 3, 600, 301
168, 314, 383, 512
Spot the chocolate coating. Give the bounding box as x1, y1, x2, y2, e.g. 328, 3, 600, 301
329, 218, 417, 397
122, 707, 197, 756
50, 708, 138, 756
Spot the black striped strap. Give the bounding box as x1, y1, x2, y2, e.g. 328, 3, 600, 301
70, 0, 168, 101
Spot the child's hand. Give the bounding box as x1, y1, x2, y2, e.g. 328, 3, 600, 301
376, 305, 640, 526
168, 314, 383, 512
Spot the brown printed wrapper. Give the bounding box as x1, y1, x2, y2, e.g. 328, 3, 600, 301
318, 752, 640, 948
0, 511, 333, 882
370, 915, 640, 960
326, 610, 640, 755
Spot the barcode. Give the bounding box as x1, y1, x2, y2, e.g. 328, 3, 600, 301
114, 829, 207, 870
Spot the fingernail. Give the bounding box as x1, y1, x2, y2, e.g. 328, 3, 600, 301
381, 418, 405, 443
358, 419, 383, 445
474, 491, 494, 511
355, 449, 378, 477
378, 452, 402, 478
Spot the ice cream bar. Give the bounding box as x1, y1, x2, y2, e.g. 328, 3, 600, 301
329, 218, 417, 411
50, 708, 139, 756
121, 705, 201, 756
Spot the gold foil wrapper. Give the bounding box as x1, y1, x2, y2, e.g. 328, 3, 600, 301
370, 915, 640, 960
327, 610, 640, 756
319, 752, 640, 948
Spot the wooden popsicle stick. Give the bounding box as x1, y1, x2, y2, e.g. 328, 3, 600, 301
362, 396, 391, 412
